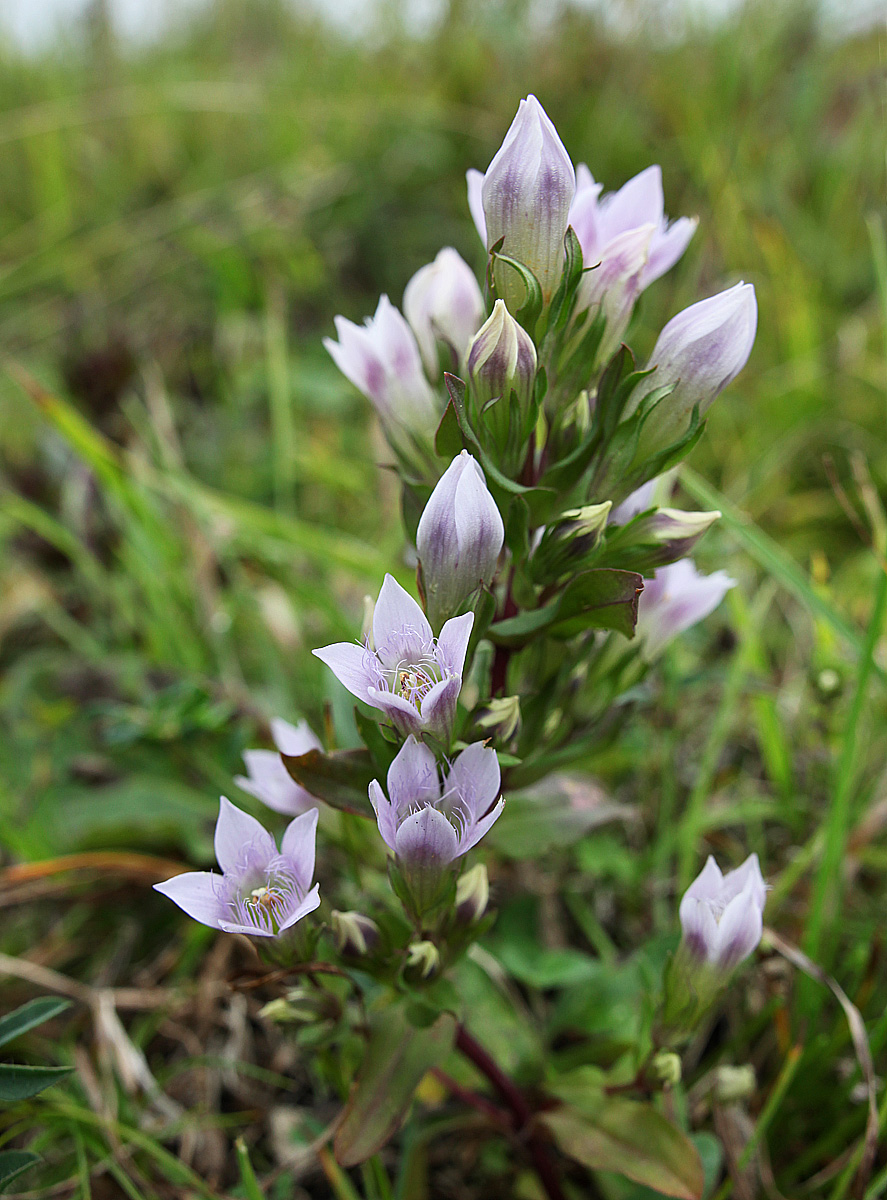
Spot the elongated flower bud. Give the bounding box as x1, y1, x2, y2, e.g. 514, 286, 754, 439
417, 451, 504, 628
467, 300, 537, 464
630, 282, 757, 455
481, 95, 575, 313
455, 863, 490, 925
610, 508, 721, 571
403, 248, 485, 378
331, 910, 381, 958
530, 502, 611, 583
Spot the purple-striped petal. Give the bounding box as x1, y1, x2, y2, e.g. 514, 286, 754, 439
154, 871, 222, 929
214, 797, 276, 876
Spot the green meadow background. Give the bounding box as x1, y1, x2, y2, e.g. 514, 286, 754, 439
0, 1, 885, 1196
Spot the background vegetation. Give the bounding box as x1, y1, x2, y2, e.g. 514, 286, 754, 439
0, 1, 885, 1196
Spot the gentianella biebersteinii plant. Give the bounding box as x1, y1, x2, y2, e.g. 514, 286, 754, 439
156, 96, 764, 1198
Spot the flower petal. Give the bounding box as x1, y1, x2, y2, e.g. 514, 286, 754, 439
370, 778, 398, 851
312, 642, 376, 704
387, 736, 441, 817
372, 575, 432, 661
457, 795, 505, 855
436, 611, 474, 676
466, 168, 487, 246
214, 797, 276, 876
281, 807, 320, 894
278, 882, 322, 933
394, 805, 460, 867
271, 718, 321, 757
682, 855, 724, 903
714, 882, 763, 970
445, 742, 502, 822
154, 871, 222, 929
644, 216, 698, 286
367, 687, 424, 736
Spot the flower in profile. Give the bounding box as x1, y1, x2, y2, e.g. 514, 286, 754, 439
570, 163, 697, 293
324, 295, 439, 440
679, 854, 766, 972
417, 450, 504, 628
235, 718, 321, 816
370, 735, 503, 869
403, 247, 485, 378
154, 800, 320, 938
636, 558, 735, 658
468, 94, 575, 312
313, 575, 473, 743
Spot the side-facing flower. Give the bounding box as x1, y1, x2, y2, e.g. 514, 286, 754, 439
235, 718, 321, 816
417, 450, 504, 628
573, 223, 655, 363
473, 94, 575, 313
570, 163, 697, 292
679, 854, 766, 972
636, 558, 735, 659
403, 247, 485, 378
313, 574, 473, 744
154, 799, 320, 938
370, 736, 503, 875
324, 294, 439, 441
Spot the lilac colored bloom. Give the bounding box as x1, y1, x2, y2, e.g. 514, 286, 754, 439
417, 451, 504, 628
154, 799, 320, 938
570, 163, 697, 292
323, 294, 439, 440
403, 247, 485, 378
636, 558, 735, 659
609, 477, 659, 525
235, 718, 321, 816
473, 95, 576, 312
313, 575, 473, 743
679, 854, 766, 971
574, 223, 656, 363
369, 736, 504, 868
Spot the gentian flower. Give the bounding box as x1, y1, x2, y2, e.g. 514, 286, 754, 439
468, 94, 576, 312
154, 799, 320, 938
370, 735, 503, 870
235, 718, 321, 816
679, 854, 766, 972
570, 163, 697, 292
313, 575, 473, 743
467, 299, 538, 462
417, 450, 504, 628
636, 558, 735, 658
324, 295, 439, 441
403, 247, 485, 378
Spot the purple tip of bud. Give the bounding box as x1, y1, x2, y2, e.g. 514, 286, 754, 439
403, 247, 485, 378
478, 94, 576, 308
417, 450, 504, 628
324, 295, 439, 438
648, 282, 758, 415
235, 718, 321, 816
154, 799, 321, 938
679, 853, 767, 972
636, 558, 735, 659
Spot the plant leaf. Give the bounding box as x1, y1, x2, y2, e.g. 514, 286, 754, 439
542, 1100, 704, 1200
0, 1150, 40, 1192
334, 1004, 456, 1167
281, 748, 376, 817
0, 998, 71, 1051
0, 1063, 73, 1103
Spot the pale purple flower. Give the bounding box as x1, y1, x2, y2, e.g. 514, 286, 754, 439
235, 718, 321, 817
679, 853, 766, 971
574, 223, 656, 363
154, 799, 320, 938
636, 558, 735, 658
403, 247, 485, 378
570, 163, 697, 291
369, 735, 504, 868
417, 451, 504, 628
323, 294, 439, 439
313, 574, 473, 742
609, 477, 659, 525
472, 95, 576, 312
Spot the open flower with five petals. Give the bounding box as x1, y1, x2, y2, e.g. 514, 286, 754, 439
313, 575, 473, 744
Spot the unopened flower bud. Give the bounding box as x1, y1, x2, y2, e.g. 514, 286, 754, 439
530, 502, 611, 583
417, 451, 504, 628
405, 940, 440, 980
679, 854, 766, 974
480, 95, 576, 312
475, 695, 521, 743
612, 508, 721, 571
629, 282, 757, 455
652, 1050, 682, 1088
712, 1065, 756, 1105
404, 248, 485, 378
455, 863, 490, 925
467, 300, 537, 462
331, 910, 380, 958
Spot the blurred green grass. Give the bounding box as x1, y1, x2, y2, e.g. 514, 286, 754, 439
0, 1, 885, 1196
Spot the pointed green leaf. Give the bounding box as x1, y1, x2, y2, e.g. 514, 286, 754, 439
0, 1063, 73, 1102
334, 1004, 456, 1167
549, 568, 644, 639
542, 1099, 704, 1200
0, 1150, 40, 1192
434, 398, 465, 461
0, 999, 71, 1051
281, 748, 376, 817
